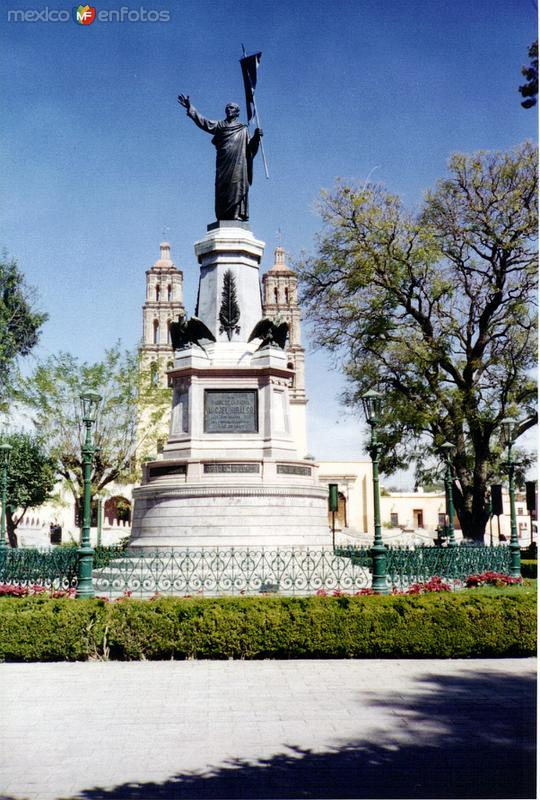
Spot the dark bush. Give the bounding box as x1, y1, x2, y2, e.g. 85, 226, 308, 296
521, 559, 537, 579
0, 592, 535, 662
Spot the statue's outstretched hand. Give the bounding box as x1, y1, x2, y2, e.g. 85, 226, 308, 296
178, 94, 190, 110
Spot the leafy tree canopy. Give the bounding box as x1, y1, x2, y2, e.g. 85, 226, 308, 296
3, 432, 57, 547
16, 344, 169, 506
136, 360, 173, 464
519, 40, 538, 109
299, 143, 538, 539
0, 256, 48, 406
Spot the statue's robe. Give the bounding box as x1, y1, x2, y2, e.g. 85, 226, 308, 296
187, 106, 259, 221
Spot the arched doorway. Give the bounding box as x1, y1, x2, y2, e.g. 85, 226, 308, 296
104, 496, 132, 525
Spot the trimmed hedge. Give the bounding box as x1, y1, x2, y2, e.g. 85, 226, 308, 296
0, 592, 535, 662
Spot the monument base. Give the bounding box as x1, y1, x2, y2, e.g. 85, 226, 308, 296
130, 222, 331, 549
130, 462, 331, 548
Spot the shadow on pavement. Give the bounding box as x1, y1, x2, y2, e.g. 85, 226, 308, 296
69, 668, 536, 800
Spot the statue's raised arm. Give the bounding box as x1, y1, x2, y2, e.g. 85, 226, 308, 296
177, 94, 261, 222
177, 94, 190, 111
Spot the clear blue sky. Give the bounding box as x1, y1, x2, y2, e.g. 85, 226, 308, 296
1, 0, 537, 477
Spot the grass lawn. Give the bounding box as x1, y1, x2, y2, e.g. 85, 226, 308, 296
467, 580, 537, 597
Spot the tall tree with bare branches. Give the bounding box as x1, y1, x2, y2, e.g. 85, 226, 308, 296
300, 143, 537, 539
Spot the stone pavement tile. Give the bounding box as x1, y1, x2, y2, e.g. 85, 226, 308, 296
0, 658, 535, 800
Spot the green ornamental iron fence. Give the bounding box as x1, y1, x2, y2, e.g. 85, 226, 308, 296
0, 543, 515, 597
0, 547, 79, 589
385, 545, 512, 590
93, 547, 373, 598
0, 544, 129, 590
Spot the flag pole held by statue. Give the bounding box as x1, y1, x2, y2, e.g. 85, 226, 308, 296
240, 45, 270, 179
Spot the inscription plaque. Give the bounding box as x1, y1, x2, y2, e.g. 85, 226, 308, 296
277, 464, 311, 476
204, 389, 258, 434
148, 464, 187, 479
204, 463, 260, 474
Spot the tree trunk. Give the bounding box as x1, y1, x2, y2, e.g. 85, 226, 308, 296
456, 502, 490, 541
6, 512, 18, 548
453, 453, 491, 541
454, 486, 476, 540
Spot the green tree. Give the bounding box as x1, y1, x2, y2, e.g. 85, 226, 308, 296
519, 40, 538, 109
3, 432, 57, 548
18, 345, 137, 507
299, 143, 537, 540
17, 344, 170, 512
0, 256, 48, 406
135, 360, 173, 465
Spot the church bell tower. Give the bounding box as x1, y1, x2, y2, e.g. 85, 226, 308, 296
262, 246, 308, 458
140, 242, 185, 386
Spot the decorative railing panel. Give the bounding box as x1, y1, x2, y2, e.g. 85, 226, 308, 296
93, 547, 372, 598
0, 543, 515, 597
385, 545, 513, 589
0, 548, 78, 589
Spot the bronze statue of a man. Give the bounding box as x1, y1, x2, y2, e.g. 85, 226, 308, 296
178, 94, 263, 222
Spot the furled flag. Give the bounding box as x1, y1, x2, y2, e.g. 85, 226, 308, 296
240, 51, 262, 122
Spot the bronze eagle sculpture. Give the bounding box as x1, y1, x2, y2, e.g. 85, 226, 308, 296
169, 316, 216, 354
248, 318, 289, 351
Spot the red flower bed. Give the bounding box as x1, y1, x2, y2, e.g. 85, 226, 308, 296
465, 571, 522, 588
406, 576, 453, 594
0, 583, 76, 598
389, 576, 453, 595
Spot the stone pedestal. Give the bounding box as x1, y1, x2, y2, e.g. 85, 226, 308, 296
129, 224, 330, 549
194, 222, 265, 344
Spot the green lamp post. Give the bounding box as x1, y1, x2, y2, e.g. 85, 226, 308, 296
76, 389, 101, 599
0, 442, 12, 554
440, 442, 457, 547
361, 389, 388, 594
501, 418, 521, 579
328, 483, 338, 549
97, 496, 103, 549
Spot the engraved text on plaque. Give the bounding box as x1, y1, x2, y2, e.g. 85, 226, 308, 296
204, 389, 258, 434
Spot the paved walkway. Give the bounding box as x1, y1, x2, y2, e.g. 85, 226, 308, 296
0, 659, 536, 800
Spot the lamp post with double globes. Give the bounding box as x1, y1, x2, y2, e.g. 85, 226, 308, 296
361, 389, 388, 594
501, 418, 521, 579
0, 442, 12, 554
76, 390, 101, 599
440, 442, 457, 547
